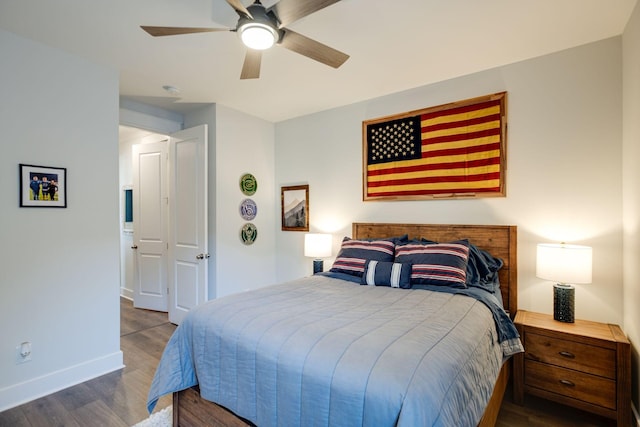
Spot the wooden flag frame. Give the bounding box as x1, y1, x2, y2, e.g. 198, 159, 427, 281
362, 92, 507, 201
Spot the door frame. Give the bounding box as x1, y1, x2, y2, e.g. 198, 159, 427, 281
119, 121, 208, 325
119, 126, 173, 303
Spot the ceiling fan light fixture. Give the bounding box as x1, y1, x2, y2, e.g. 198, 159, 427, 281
239, 22, 278, 50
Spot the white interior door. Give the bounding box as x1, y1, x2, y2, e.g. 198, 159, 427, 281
168, 125, 208, 324
132, 140, 169, 311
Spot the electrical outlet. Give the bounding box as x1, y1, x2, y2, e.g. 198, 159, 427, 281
15, 341, 32, 364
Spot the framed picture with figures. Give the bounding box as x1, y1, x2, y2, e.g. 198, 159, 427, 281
19, 164, 67, 208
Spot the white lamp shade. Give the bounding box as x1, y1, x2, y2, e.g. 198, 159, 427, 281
536, 243, 592, 284
304, 233, 332, 258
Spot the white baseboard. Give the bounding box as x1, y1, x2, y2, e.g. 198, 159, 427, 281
120, 287, 134, 300
0, 350, 124, 412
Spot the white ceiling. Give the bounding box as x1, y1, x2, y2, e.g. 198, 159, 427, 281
1, 0, 637, 123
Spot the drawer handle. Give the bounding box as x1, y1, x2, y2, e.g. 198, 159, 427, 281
559, 379, 575, 387
558, 351, 575, 359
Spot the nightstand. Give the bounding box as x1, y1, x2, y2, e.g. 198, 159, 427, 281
513, 310, 631, 427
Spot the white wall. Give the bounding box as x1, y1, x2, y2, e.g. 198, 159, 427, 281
275, 37, 624, 326
213, 105, 277, 297
184, 105, 277, 298
120, 99, 184, 135
0, 30, 122, 410
622, 0, 640, 418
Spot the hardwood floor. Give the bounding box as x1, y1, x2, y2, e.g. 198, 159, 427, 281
0, 298, 176, 426
0, 298, 618, 426
497, 385, 615, 427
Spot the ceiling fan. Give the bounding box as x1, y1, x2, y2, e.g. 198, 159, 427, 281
141, 0, 349, 79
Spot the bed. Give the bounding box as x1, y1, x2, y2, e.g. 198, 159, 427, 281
148, 223, 521, 427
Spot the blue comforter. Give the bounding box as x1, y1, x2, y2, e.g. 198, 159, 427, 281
148, 275, 523, 426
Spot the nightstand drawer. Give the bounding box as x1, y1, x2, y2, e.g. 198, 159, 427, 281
525, 332, 615, 379
525, 360, 616, 410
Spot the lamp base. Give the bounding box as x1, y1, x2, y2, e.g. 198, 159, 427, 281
312, 259, 323, 275
553, 283, 575, 323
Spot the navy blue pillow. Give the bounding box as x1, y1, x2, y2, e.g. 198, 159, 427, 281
416, 238, 502, 292
360, 260, 412, 288
466, 243, 504, 293
330, 237, 398, 277
394, 240, 470, 288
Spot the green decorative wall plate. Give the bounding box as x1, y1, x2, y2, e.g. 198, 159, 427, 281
240, 173, 257, 196
241, 223, 258, 245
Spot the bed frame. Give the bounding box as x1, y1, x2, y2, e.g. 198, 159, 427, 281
172, 223, 518, 427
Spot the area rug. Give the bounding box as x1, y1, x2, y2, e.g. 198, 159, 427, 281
132, 405, 172, 427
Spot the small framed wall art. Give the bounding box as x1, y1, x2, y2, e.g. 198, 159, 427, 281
281, 184, 309, 231
19, 163, 67, 208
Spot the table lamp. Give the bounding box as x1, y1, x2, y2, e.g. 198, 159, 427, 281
304, 233, 332, 274
536, 243, 592, 323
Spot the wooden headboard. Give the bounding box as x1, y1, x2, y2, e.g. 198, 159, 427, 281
352, 223, 518, 317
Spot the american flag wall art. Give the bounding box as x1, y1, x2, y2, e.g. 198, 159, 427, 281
363, 92, 507, 200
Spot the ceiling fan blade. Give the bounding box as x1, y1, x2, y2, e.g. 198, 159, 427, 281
279, 29, 349, 69
269, 0, 342, 27
141, 26, 229, 37
226, 0, 253, 19
240, 49, 262, 79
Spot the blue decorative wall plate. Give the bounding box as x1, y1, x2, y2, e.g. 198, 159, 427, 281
240, 198, 257, 220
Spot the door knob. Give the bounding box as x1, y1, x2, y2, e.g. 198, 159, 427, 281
196, 253, 210, 260
131, 245, 138, 249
